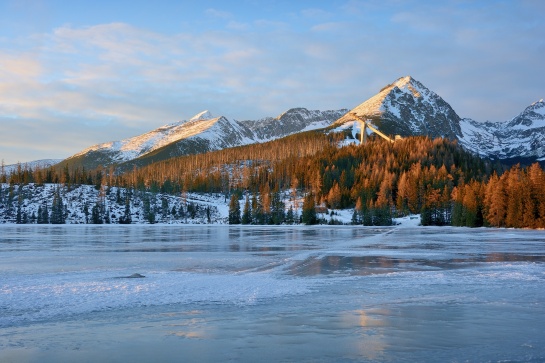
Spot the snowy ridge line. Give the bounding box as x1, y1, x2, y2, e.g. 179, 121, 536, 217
332, 76, 545, 161
2, 159, 63, 176
62, 108, 348, 168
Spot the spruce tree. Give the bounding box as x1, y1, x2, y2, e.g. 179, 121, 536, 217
16, 201, 22, 224
41, 203, 50, 224
228, 194, 241, 224
50, 190, 65, 224
271, 191, 285, 225
301, 194, 317, 225
286, 206, 295, 225
241, 194, 252, 224
119, 196, 132, 224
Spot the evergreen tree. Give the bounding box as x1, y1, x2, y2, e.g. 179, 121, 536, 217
50, 189, 65, 224
37, 205, 43, 224
270, 191, 285, 225
206, 206, 211, 223
241, 194, 252, 224
42, 203, 50, 224
252, 193, 264, 224
286, 205, 295, 225
91, 202, 103, 224
161, 197, 169, 221
228, 194, 241, 224
301, 193, 317, 225
83, 203, 90, 224
105, 208, 111, 224
119, 196, 132, 224
16, 200, 22, 224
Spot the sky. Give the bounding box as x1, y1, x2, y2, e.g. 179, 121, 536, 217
0, 0, 543, 164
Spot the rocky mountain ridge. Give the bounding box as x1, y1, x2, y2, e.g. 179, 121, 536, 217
11, 76, 544, 170
335, 76, 544, 163
61, 108, 348, 170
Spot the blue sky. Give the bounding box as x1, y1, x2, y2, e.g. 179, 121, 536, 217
0, 0, 543, 164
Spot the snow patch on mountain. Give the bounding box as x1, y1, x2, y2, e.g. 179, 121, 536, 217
458, 100, 545, 159
189, 110, 213, 122
2, 159, 63, 175
64, 108, 347, 168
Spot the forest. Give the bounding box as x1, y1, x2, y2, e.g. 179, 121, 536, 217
2, 130, 545, 228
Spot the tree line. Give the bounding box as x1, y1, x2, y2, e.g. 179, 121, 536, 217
2, 131, 544, 228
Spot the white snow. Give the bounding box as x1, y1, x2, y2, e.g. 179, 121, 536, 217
189, 110, 213, 122
2, 159, 63, 175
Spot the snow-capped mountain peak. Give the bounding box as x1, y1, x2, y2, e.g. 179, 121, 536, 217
61, 108, 348, 169
335, 76, 462, 140
189, 110, 213, 122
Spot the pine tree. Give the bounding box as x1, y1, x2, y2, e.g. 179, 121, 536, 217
50, 189, 65, 224
228, 194, 241, 224
91, 203, 103, 224
37, 205, 43, 224
271, 191, 285, 225
119, 195, 132, 224
301, 193, 317, 225
241, 194, 252, 224
41, 203, 49, 224
286, 205, 295, 225
16, 200, 22, 224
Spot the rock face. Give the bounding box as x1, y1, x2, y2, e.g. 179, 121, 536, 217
335, 76, 545, 163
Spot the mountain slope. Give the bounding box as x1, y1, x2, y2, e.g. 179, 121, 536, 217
2, 159, 63, 176
61, 108, 348, 170
458, 100, 545, 160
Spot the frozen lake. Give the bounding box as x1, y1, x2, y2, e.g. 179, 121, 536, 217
1, 224, 544, 362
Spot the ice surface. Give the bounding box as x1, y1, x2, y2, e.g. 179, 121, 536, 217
1, 225, 544, 362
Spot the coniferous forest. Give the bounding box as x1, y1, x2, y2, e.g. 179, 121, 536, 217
2, 131, 545, 228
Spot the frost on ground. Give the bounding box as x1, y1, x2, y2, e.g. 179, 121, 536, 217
0, 183, 423, 226
0, 183, 227, 224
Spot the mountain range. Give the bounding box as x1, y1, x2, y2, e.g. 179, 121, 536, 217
11, 76, 545, 171
60, 108, 348, 170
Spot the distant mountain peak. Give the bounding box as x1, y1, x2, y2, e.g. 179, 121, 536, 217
189, 110, 213, 122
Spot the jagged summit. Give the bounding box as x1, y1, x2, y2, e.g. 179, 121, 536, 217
189, 110, 213, 122
61, 107, 347, 170
335, 76, 462, 140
